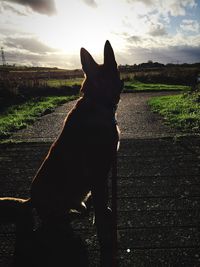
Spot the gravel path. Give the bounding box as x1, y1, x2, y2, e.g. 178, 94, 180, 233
117, 92, 177, 139
9, 92, 178, 142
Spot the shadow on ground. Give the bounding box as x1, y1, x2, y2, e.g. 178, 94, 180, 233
0, 136, 199, 266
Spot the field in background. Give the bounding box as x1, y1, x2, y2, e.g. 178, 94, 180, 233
47, 78, 83, 88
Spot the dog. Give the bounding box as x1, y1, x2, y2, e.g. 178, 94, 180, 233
0, 40, 123, 266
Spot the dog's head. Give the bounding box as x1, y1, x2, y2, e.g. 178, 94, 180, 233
80, 40, 123, 107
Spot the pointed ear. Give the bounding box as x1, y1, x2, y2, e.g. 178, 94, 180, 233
104, 40, 117, 71
80, 47, 98, 76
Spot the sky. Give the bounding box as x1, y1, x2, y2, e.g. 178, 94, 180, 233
0, 0, 200, 69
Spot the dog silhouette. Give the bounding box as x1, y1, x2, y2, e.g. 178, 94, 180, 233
0, 40, 123, 267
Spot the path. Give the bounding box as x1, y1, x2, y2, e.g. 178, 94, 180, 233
10, 92, 176, 142
0, 92, 200, 267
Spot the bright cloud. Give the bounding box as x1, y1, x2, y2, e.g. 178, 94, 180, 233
180, 19, 200, 32
160, 0, 197, 16
126, 0, 197, 16
0, 2, 26, 16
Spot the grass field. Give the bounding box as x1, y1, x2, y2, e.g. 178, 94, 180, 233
148, 92, 200, 133
0, 95, 77, 139
124, 81, 190, 92
47, 78, 83, 88
46, 79, 190, 92
47, 78, 189, 92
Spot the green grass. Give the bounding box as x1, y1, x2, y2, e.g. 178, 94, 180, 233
0, 95, 78, 139
47, 78, 83, 88
148, 93, 200, 133
41, 78, 191, 92
48, 79, 190, 92
124, 80, 190, 92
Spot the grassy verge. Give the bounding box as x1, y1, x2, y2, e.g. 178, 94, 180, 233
0, 95, 78, 139
148, 92, 200, 133
124, 81, 190, 92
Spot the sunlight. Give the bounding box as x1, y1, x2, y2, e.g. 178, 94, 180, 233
2, 0, 148, 64
31, 0, 127, 58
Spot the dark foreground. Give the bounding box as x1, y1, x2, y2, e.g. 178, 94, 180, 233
0, 93, 200, 266
0, 137, 200, 266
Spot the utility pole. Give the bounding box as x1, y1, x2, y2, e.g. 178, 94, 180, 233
1, 47, 6, 66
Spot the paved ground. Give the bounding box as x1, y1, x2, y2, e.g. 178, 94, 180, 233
0, 92, 200, 266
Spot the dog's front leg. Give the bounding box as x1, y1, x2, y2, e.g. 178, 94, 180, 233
92, 177, 113, 267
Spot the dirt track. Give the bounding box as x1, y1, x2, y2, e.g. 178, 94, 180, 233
0, 92, 200, 267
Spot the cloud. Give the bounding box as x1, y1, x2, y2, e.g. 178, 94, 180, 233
180, 19, 200, 33
148, 23, 167, 36
165, 0, 197, 16
166, 45, 200, 63
82, 0, 97, 8
128, 35, 143, 43
126, 0, 154, 6
4, 49, 80, 69
6, 0, 57, 16
5, 44, 199, 68
124, 0, 198, 39
122, 27, 200, 64
3, 37, 200, 68
158, 0, 197, 17
124, 45, 200, 64
4, 37, 57, 54
126, 0, 197, 17
0, 2, 26, 16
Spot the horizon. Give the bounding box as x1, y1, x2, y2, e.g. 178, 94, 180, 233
1, 60, 200, 72
0, 0, 200, 69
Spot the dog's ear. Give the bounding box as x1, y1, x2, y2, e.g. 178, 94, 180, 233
104, 40, 117, 71
80, 47, 98, 76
